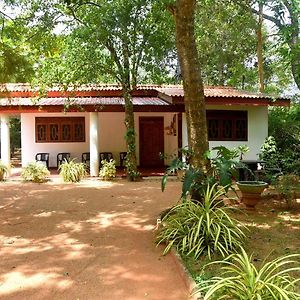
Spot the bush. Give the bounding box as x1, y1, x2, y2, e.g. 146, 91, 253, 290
273, 174, 300, 209
99, 159, 116, 180
198, 247, 300, 300
266, 105, 300, 174
157, 184, 247, 260
59, 159, 86, 183
162, 146, 248, 201
21, 161, 50, 183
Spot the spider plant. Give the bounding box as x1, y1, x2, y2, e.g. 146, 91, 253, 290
157, 183, 247, 260
198, 247, 300, 300
21, 161, 50, 183
59, 159, 86, 183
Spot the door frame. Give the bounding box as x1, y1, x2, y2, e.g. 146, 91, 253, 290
139, 116, 164, 167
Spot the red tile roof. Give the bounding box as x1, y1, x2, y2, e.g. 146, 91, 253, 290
0, 96, 170, 106
0, 83, 290, 109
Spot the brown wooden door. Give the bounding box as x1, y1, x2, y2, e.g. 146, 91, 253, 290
139, 117, 164, 167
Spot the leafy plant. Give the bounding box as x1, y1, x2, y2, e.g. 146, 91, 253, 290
59, 159, 86, 183
21, 161, 50, 183
125, 156, 141, 181
99, 159, 116, 180
162, 146, 249, 201
259, 136, 280, 168
273, 174, 300, 209
264, 105, 300, 175
157, 184, 246, 260
198, 248, 300, 300
0, 161, 8, 181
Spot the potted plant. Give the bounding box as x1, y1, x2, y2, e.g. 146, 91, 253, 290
99, 159, 116, 180
236, 181, 268, 209
21, 161, 50, 183
0, 161, 8, 181
59, 159, 86, 183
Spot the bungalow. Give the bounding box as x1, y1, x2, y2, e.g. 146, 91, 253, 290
0, 83, 289, 176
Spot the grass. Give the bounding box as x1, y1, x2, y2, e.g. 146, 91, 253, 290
182, 187, 300, 292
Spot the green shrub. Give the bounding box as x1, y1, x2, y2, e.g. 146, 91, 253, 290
59, 159, 86, 183
21, 161, 50, 183
157, 184, 246, 260
198, 247, 300, 300
273, 174, 300, 209
266, 105, 300, 174
0, 161, 8, 181
99, 159, 116, 180
162, 146, 249, 201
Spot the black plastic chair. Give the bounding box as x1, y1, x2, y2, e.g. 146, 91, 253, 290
35, 153, 50, 169
119, 152, 127, 167
82, 152, 90, 164
82, 152, 90, 172
99, 152, 113, 166
57, 152, 71, 168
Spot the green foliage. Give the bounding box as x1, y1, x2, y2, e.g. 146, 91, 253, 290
99, 159, 116, 180
267, 105, 300, 174
195, 0, 257, 88
59, 159, 86, 183
36, 0, 175, 85
0, 18, 35, 83
259, 136, 280, 167
0, 161, 8, 180
273, 174, 300, 209
157, 184, 246, 260
21, 161, 50, 183
10, 117, 21, 154
198, 248, 300, 300
162, 146, 248, 200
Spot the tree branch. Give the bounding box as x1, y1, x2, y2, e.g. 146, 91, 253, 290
251, 7, 284, 29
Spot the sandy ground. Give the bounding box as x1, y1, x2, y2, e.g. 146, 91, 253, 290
0, 178, 189, 300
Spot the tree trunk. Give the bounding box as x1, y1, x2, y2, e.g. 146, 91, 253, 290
257, 2, 265, 93
123, 87, 140, 181
172, 0, 209, 172
288, 7, 300, 90
120, 40, 140, 181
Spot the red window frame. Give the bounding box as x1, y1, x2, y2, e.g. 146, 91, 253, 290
206, 110, 248, 141
35, 117, 85, 143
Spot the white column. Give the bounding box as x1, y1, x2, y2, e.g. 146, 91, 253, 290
1, 114, 11, 175
182, 113, 188, 148
182, 113, 189, 163
89, 112, 99, 176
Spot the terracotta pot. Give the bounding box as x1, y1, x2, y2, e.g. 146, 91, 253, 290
237, 181, 268, 209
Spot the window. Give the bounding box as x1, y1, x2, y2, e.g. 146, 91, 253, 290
35, 117, 85, 143
206, 110, 247, 141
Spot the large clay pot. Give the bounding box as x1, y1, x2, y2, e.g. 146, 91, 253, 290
236, 181, 268, 209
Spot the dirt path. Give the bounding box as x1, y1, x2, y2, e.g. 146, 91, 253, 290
0, 179, 189, 300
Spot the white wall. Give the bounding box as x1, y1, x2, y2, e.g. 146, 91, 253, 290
21, 112, 90, 167
21, 106, 268, 167
98, 112, 127, 165
181, 105, 268, 160
21, 111, 179, 167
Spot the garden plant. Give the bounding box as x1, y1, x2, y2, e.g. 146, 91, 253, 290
162, 145, 249, 201
99, 159, 117, 180
59, 159, 86, 183
157, 183, 247, 260
198, 247, 300, 300
21, 161, 50, 183
273, 174, 300, 209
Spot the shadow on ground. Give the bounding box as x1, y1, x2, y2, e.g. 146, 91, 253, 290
0, 180, 188, 300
